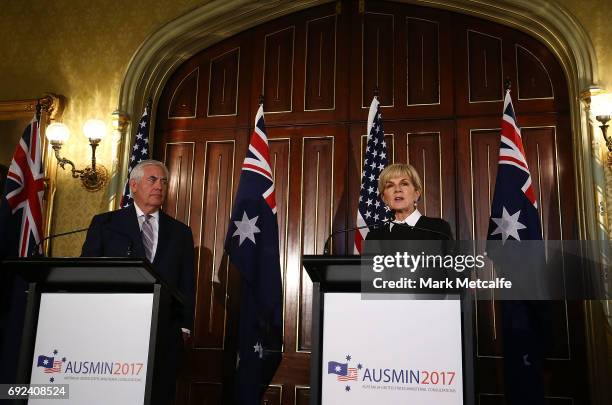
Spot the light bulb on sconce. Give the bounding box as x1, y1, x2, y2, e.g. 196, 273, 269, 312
46, 122, 70, 144
46, 119, 109, 192
595, 114, 612, 146
590, 92, 612, 166
83, 119, 107, 141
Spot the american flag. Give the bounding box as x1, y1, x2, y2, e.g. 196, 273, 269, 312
3, 115, 44, 257
120, 102, 151, 208
337, 368, 358, 381
43, 360, 62, 374
354, 96, 390, 253
224, 103, 282, 404
488, 89, 542, 243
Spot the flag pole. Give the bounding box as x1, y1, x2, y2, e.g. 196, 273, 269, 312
35, 99, 42, 122
373, 86, 379, 100
259, 93, 264, 106
504, 77, 511, 93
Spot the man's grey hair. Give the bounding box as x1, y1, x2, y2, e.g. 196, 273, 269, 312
130, 159, 169, 181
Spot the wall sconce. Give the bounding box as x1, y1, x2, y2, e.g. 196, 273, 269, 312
595, 115, 612, 151
590, 93, 612, 166
46, 119, 109, 192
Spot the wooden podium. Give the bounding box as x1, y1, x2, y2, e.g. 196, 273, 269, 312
2, 258, 185, 405
303, 255, 475, 405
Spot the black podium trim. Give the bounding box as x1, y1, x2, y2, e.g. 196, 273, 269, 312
145, 284, 161, 404
15, 283, 40, 390
3, 258, 185, 306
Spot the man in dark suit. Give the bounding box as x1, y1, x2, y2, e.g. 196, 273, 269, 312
81, 159, 195, 404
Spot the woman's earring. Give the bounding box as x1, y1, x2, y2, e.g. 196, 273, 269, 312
414, 200, 418, 208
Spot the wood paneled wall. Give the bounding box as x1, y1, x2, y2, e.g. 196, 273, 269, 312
154, 1, 583, 404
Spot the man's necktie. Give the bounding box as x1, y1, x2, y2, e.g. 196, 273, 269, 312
141, 214, 154, 262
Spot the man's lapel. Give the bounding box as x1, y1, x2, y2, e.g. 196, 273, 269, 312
153, 211, 170, 265
121, 205, 146, 258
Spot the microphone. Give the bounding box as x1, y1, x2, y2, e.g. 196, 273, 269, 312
31, 227, 90, 257
323, 218, 394, 255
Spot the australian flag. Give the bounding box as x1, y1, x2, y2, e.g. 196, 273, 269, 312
37, 355, 55, 368
354, 96, 390, 253
224, 103, 283, 404
487, 89, 541, 243
120, 99, 151, 208
487, 89, 548, 405
327, 361, 348, 376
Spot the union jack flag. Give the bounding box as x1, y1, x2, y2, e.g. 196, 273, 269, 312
120, 101, 150, 208
238, 106, 277, 213
488, 89, 542, 242
354, 96, 390, 253
224, 103, 282, 404
3, 115, 45, 257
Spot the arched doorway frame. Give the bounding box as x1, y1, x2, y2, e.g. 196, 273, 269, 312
116, 0, 604, 241
115, 0, 610, 402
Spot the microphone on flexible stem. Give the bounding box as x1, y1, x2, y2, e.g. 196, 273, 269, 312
31, 227, 90, 257
323, 217, 394, 255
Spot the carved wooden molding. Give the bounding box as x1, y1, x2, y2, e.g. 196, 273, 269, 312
0, 93, 65, 122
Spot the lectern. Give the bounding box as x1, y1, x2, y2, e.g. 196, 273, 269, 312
2, 258, 184, 405
303, 255, 474, 405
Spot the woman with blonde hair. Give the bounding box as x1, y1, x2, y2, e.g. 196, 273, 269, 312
366, 163, 452, 240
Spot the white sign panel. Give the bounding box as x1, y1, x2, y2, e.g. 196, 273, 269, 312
322, 293, 463, 405
29, 293, 153, 405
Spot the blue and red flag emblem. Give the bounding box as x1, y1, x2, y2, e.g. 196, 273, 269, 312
37, 355, 62, 373
327, 361, 358, 381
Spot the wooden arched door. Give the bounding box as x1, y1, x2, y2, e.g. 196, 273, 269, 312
154, 1, 584, 404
